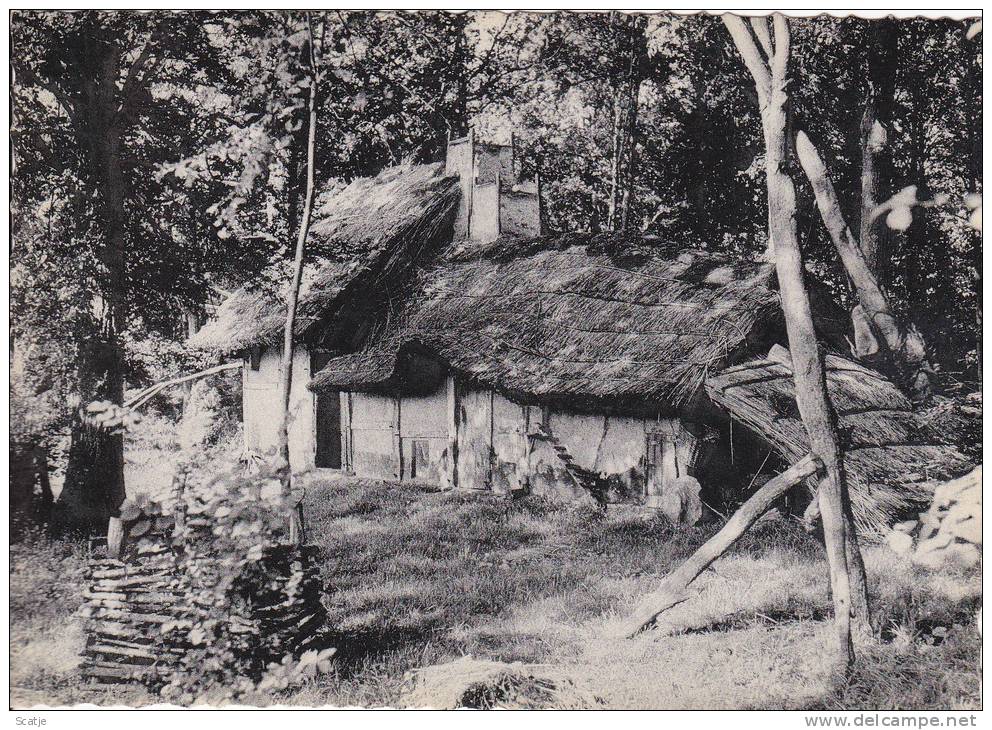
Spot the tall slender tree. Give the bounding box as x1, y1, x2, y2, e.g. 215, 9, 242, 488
276, 13, 320, 486
724, 13, 864, 666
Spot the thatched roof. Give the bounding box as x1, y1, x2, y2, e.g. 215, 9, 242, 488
310, 233, 783, 410
706, 346, 972, 537
189, 162, 460, 354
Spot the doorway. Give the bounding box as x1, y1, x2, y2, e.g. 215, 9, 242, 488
312, 351, 342, 469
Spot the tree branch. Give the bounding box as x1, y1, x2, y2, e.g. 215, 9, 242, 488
623, 453, 822, 637
722, 15, 771, 102
770, 14, 791, 82
13, 64, 80, 128
749, 17, 774, 59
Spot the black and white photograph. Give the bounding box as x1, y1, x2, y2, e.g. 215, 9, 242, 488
8, 8, 983, 712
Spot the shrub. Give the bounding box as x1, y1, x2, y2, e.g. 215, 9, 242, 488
76, 460, 333, 705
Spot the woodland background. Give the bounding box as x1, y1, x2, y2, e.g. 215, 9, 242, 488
9, 11, 982, 530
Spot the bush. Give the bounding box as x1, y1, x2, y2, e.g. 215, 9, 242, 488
154, 462, 332, 704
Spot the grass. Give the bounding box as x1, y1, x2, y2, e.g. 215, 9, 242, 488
9, 477, 982, 709
9, 529, 155, 707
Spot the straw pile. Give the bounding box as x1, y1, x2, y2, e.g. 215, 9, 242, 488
310, 233, 781, 411
190, 162, 460, 354
705, 347, 972, 538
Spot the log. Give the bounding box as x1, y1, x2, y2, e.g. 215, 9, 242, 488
107, 517, 126, 559
623, 453, 821, 637
81, 662, 145, 682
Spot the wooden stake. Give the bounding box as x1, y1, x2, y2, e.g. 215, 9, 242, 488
623, 453, 821, 637
106, 517, 125, 559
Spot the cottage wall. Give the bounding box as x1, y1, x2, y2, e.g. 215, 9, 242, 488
337, 377, 700, 505
469, 183, 501, 243
346, 380, 451, 485
527, 412, 649, 500
242, 346, 315, 473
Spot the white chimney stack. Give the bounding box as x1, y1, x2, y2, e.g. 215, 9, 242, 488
444, 130, 542, 244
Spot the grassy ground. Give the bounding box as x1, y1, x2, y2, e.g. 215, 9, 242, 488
9, 477, 981, 709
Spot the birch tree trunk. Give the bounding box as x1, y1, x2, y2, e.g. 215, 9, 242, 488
607, 13, 645, 231
724, 13, 862, 666
276, 14, 319, 486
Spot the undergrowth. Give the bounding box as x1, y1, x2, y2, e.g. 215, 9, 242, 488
10, 477, 981, 709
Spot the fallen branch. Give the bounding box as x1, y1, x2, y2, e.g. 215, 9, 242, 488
622, 452, 821, 638
125, 362, 242, 411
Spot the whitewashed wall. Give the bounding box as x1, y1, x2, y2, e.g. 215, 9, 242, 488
242, 345, 315, 473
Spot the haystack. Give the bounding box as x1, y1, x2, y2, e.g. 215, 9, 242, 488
190, 162, 460, 354
705, 346, 972, 537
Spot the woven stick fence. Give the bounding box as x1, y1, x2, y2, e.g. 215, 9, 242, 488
78, 487, 326, 690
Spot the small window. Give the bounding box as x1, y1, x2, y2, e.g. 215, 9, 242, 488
249, 345, 262, 371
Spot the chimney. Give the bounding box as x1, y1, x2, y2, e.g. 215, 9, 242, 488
444, 131, 542, 244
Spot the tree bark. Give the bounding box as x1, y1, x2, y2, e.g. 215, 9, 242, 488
795, 130, 931, 402
60, 326, 127, 531
724, 14, 861, 667
181, 308, 202, 410
607, 13, 645, 231
276, 14, 320, 487
625, 453, 821, 637
60, 120, 128, 531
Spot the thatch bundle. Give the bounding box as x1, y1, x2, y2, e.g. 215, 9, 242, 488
310, 233, 781, 410
705, 348, 972, 537
190, 162, 460, 354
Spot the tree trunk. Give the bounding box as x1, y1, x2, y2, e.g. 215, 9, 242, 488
607, 13, 644, 231
60, 324, 127, 531
276, 14, 319, 487
181, 308, 201, 410
59, 120, 128, 532
724, 14, 861, 667
625, 453, 821, 637
10, 439, 53, 536
857, 20, 899, 273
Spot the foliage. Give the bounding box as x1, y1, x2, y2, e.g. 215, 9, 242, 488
129, 461, 334, 704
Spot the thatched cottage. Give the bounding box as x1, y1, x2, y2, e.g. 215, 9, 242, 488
191, 135, 968, 536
